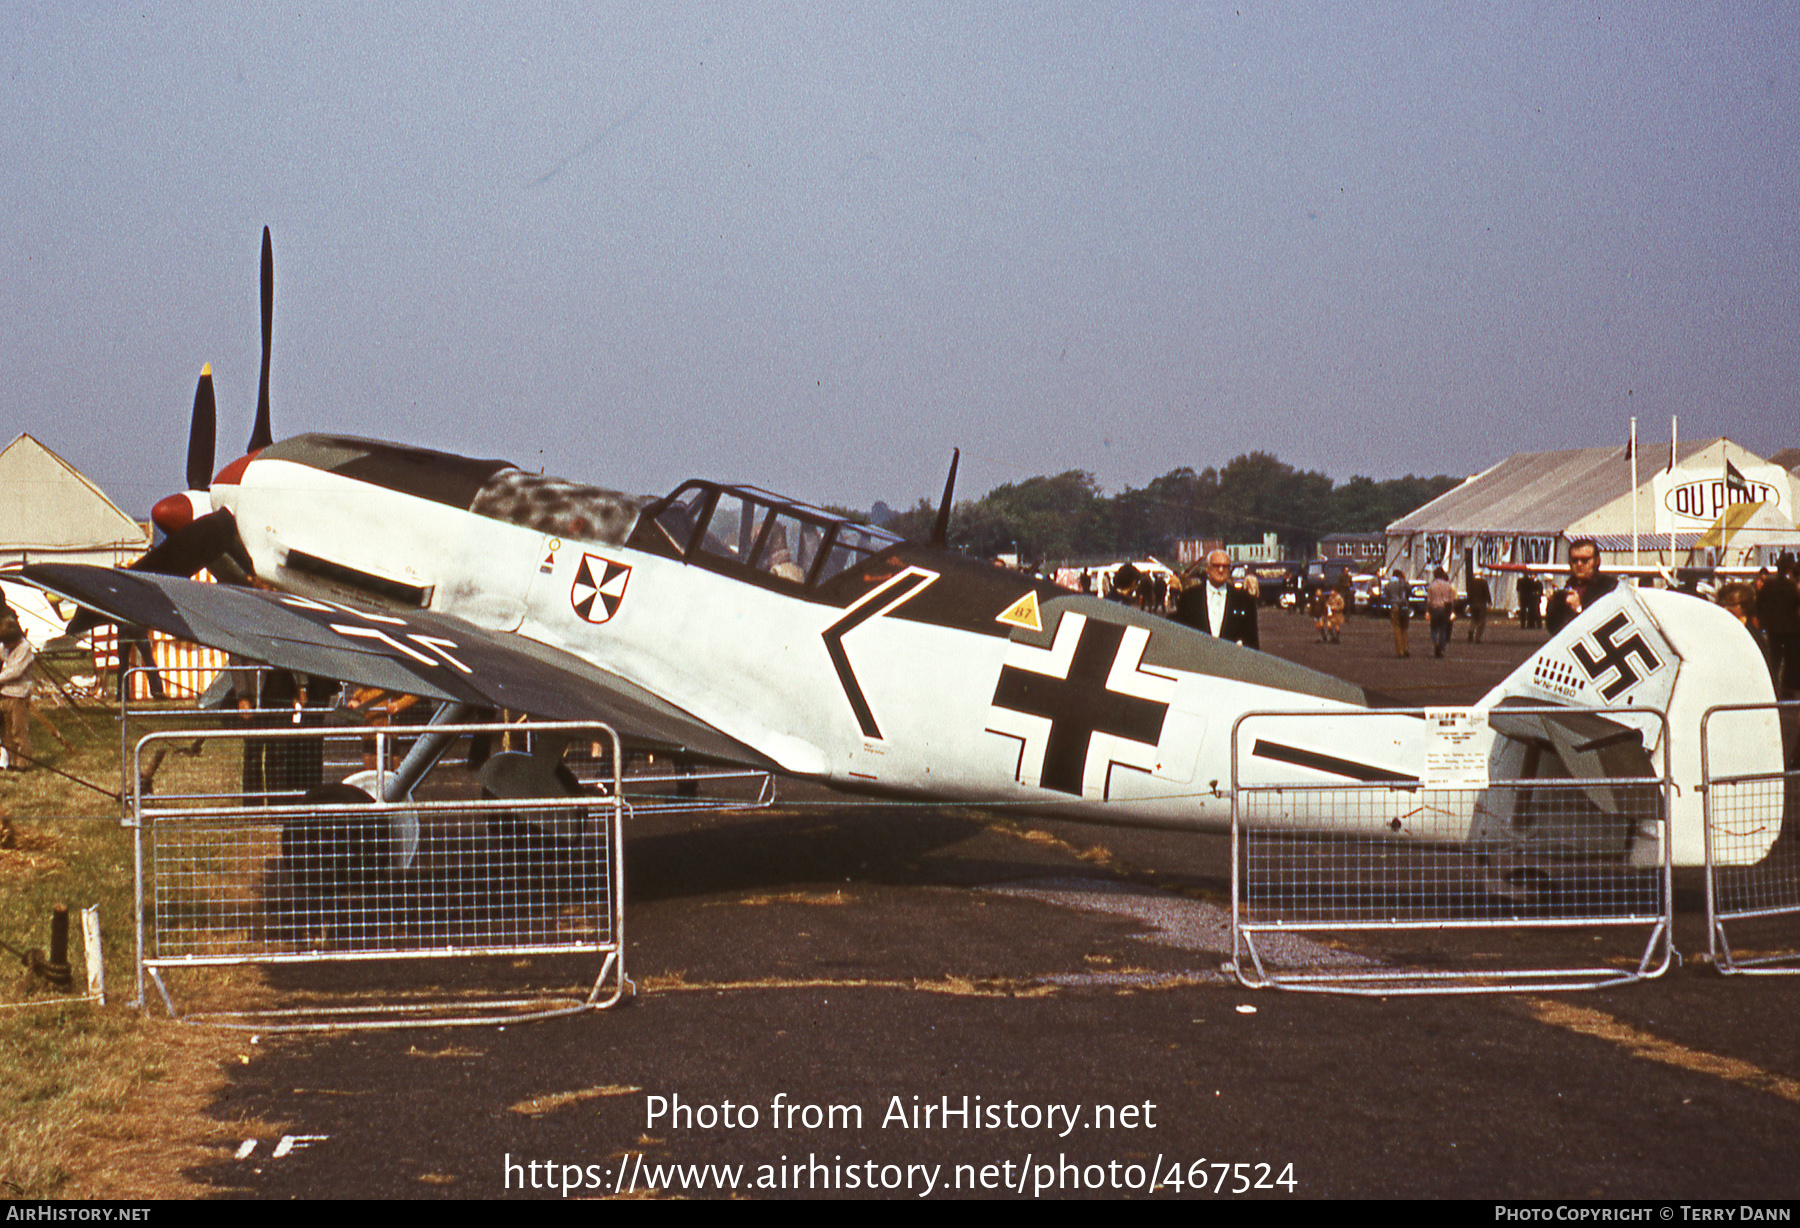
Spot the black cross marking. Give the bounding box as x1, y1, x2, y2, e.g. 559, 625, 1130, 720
990, 619, 1169, 796
1569, 613, 1662, 700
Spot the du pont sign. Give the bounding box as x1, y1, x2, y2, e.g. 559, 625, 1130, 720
1651, 460, 1789, 534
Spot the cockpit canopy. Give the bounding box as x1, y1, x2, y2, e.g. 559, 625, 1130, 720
470, 469, 651, 545
257, 435, 655, 547
642, 482, 903, 588
256, 436, 900, 586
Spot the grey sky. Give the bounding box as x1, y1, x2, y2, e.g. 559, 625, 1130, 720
4, 3, 1795, 518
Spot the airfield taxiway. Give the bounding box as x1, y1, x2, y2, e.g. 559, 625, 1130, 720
189, 609, 1800, 1199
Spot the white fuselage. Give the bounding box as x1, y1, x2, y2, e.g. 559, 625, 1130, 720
211, 456, 1436, 835
210, 453, 1781, 866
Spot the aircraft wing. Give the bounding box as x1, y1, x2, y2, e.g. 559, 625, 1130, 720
13, 563, 776, 769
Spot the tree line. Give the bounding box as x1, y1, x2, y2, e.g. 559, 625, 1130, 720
874, 452, 1462, 565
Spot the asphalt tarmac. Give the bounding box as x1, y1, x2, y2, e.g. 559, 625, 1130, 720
188, 606, 1800, 1200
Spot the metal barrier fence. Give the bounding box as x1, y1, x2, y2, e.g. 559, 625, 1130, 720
117, 668, 776, 1028
129, 714, 629, 1029
1702, 699, 1800, 974
1230, 704, 1673, 995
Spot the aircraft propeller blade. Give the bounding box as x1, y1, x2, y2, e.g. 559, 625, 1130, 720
186, 364, 217, 492
248, 226, 274, 452
62, 606, 103, 640
930, 448, 960, 548
77, 230, 273, 641
65, 510, 251, 639
130, 510, 249, 580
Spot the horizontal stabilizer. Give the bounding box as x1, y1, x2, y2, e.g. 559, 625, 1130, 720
1488, 698, 1653, 817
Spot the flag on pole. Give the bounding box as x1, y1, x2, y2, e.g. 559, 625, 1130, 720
1629, 417, 1640, 568
1668, 416, 1678, 568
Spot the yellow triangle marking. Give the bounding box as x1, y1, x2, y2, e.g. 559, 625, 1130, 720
995, 590, 1042, 632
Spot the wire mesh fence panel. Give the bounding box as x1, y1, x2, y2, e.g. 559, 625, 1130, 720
129, 716, 627, 1028
1231, 706, 1672, 995
147, 798, 613, 959
1703, 701, 1800, 974
116, 670, 766, 1027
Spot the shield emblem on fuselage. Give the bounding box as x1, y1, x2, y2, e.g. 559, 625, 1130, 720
571, 554, 631, 624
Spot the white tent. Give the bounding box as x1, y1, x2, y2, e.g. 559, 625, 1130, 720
1385, 437, 1798, 610
1, 433, 147, 648
0, 433, 146, 568
1690, 501, 1800, 571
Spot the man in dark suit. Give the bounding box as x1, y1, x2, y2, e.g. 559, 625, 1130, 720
1545, 538, 1619, 635
1175, 551, 1259, 649
1517, 572, 1542, 629
1758, 557, 1799, 697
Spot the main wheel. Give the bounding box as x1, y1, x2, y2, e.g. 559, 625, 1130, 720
280, 782, 387, 890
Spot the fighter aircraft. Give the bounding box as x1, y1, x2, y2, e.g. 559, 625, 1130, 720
8, 233, 1784, 871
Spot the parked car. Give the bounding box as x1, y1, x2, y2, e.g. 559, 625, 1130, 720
1298, 558, 1359, 611
1301, 558, 1354, 590
1364, 579, 1433, 618
1244, 560, 1302, 607
1366, 578, 1399, 617
1403, 580, 1470, 617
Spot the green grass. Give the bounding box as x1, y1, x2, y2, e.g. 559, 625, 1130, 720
0, 695, 254, 1198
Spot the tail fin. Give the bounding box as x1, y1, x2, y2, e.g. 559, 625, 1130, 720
1475, 584, 1778, 866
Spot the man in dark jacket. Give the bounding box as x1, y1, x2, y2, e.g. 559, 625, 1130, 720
1175, 551, 1259, 649
1758, 557, 1800, 694
1517, 572, 1542, 630
1546, 539, 1619, 635
1466, 572, 1491, 643
1109, 562, 1144, 608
